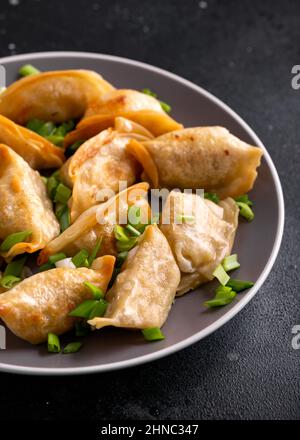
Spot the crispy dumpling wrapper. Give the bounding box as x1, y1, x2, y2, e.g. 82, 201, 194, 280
38, 182, 150, 264
88, 225, 180, 330
160, 191, 239, 296
64, 89, 182, 146
0, 114, 65, 169
0, 70, 114, 125
0, 145, 60, 261
60, 128, 146, 221
0, 255, 115, 344
127, 126, 263, 198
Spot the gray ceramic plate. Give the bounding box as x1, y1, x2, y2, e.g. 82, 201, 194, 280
0, 52, 284, 375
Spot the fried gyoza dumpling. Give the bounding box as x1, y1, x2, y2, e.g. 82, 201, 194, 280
0, 114, 65, 169
88, 225, 180, 330
0, 255, 115, 344
0, 145, 60, 261
60, 128, 148, 221
160, 191, 239, 296
63, 89, 182, 146
38, 182, 150, 264
127, 127, 263, 198
0, 70, 114, 125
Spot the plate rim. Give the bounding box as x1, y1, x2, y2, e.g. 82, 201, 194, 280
0, 51, 285, 375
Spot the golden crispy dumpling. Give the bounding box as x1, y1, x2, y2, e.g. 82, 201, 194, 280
60, 128, 147, 221
64, 89, 182, 146
0, 145, 60, 261
0, 70, 114, 125
0, 114, 65, 169
127, 127, 263, 198
88, 225, 180, 330
38, 182, 150, 264
0, 255, 115, 344
160, 191, 239, 296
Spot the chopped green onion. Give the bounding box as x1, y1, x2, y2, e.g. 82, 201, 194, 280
49, 253, 67, 264
63, 341, 82, 354
226, 279, 254, 292
69, 299, 98, 318
47, 333, 61, 353
0, 230, 32, 252
47, 176, 59, 199
46, 134, 65, 146
26, 118, 45, 133
75, 321, 90, 337
116, 237, 137, 252
160, 100, 171, 113
59, 205, 71, 232
41, 176, 48, 185
66, 140, 84, 158
83, 281, 104, 300
204, 192, 220, 204
87, 238, 102, 266
236, 202, 254, 221
116, 251, 128, 267
55, 202, 65, 219
39, 262, 55, 272
72, 249, 89, 268
19, 64, 40, 77
55, 120, 75, 136
88, 299, 108, 319
38, 121, 56, 137
176, 214, 195, 223
4, 256, 27, 277
0, 275, 21, 288
54, 183, 72, 204
212, 264, 230, 286
204, 286, 236, 308
142, 327, 165, 342
126, 224, 141, 236
114, 225, 130, 242
51, 169, 61, 181
222, 254, 240, 272
235, 194, 253, 207
142, 88, 157, 98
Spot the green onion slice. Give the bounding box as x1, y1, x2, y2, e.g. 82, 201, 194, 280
0, 275, 21, 288
87, 238, 102, 266
72, 249, 89, 268
126, 224, 141, 236
222, 254, 240, 272
47, 333, 61, 353
69, 300, 98, 318
26, 118, 45, 133
226, 279, 254, 292
116, 251, 128, 267
4, 256, 27, 277
234, 194, 253, 206
83, 281, 104, 300
88, 299, 108, 319
141, 88, 158, 98
160, 100, 171, 113
19, 64, 40, 77
204, 192, 220, 204
54, 183, 72, 204
204, 286, 236, 308
212, 264, 230, 286
142, 327, 165, 342
116, 237, 137, 252
0, 230, 32, 252
46, 134, 65, 146
59, 205, 71, 232
38, 262, 55, 272
49, 253, 67, 264
236, 202, 254, 221
47, 176, 59, 200
38, 121, 56, 137
63, 342, 82, 354
114, 225, 130, 242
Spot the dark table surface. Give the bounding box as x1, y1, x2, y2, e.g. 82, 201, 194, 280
0, 0, 299, 421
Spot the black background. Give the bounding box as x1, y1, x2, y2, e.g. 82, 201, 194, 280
0, 0, 299, 420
